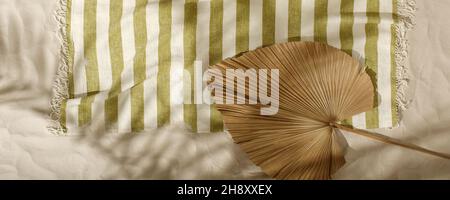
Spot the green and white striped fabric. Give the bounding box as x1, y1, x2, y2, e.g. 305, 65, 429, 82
54, 0, 405, 134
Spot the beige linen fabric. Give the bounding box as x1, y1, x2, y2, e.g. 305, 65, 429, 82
0, 0, 449, 179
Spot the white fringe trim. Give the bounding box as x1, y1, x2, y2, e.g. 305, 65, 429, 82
394, 0, 416, 127
49, 0, 69, 135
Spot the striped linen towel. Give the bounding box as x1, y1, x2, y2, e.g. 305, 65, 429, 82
51, 0, 415, 134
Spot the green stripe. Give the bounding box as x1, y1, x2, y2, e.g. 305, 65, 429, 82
79, 0, 100, 126
339, 0, 353, 56
184, 0, 198, 132
365, 0, 380, 129
210, 0, 224, 132
262, 0, 275, 46
391, 0, 399, 126
67, 0, 75, 99
314, 0, 328, 43
105, 97, 118, 129
83, 0, 100, 93
60, 100, 67, 131
105, 0, 125, 128
158, 0, 172, 127
78, 96, 94, 126
236, 0, 250, 54
339, 0, 353, 126
131, 0, 147, 132
288, 0, 301, 42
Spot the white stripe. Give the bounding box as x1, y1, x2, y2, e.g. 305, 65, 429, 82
275, 0, 289, 43
91, 93, 107, 133
249, 0, 262, 50
222, 0, 237, 108
118, 89, 131, 133
223, 0, 236, 58
351, 0, 367, 129
300, 0, 315, 41
65, 98, 81, 133
96, 0, 113, 91
71, 0, 87, 96
117, 0, 135, 133
377, 0, 393, 127
196, 0, 211, 133
144, 1, 159, 129
327, 0, 341, 48
170, 0, 185, 124
120, 0, 135, 91
194, 61, 203, 105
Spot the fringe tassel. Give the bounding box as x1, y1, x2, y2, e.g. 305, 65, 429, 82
49, 0, 69, 135
394, 0, 417, 126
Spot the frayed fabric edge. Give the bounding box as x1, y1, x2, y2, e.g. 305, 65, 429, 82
393, 0, 417, 128
49, 0, 69, 135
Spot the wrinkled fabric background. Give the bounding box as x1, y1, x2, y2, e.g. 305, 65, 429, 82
0, 0, 449, 179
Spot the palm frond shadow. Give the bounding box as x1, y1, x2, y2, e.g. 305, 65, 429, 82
74, 120, 268, 179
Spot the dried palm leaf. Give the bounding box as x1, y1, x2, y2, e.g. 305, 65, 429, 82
209, 41, 450, 180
